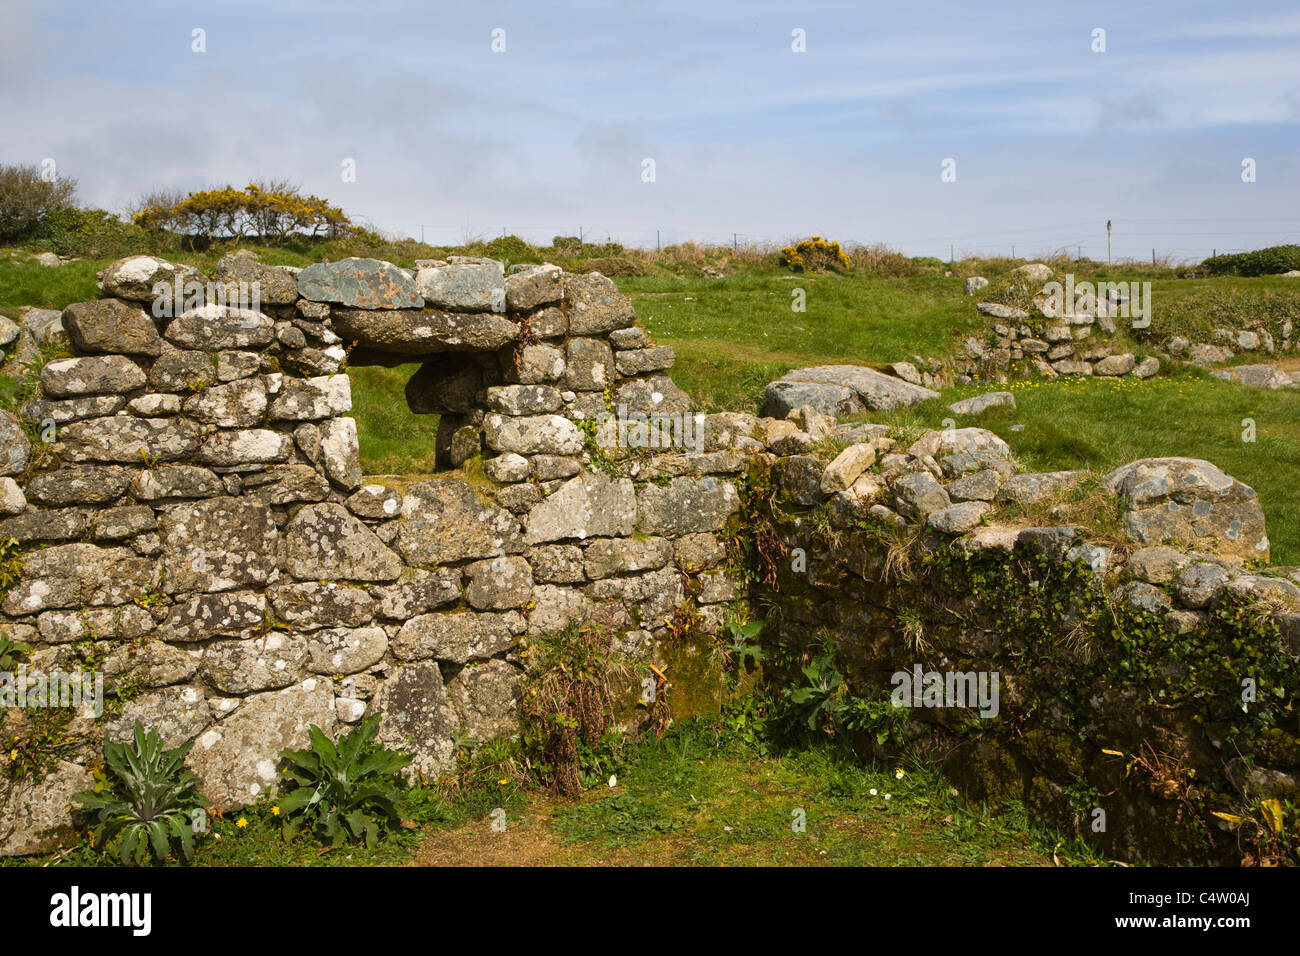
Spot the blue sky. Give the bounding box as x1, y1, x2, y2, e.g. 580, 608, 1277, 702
2, 0, 1298, 260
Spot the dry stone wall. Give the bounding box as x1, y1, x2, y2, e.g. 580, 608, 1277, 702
2, 252, 1297, 864
0, 252, 754, 851
957, 262, 1298, 385
745, 412, 1298, 864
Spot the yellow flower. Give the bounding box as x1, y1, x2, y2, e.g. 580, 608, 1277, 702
271, 806, 281, 816
236, 817, 248, 829
498, 778, 508, 786
8, 749, 16, 761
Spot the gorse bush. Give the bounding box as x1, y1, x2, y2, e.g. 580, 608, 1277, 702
780, 236, 852, 273
277, 714, 411, 848
74, 721, 209, 865
0, 164, 78, 243
134, 181, 352, 243
1202, 244, 1300, 277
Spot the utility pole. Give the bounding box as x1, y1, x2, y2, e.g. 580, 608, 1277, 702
1152, 248, 1156, 266
420, 225, 424, 244
950, 243, 954, 264
1107, 220, 1112, 265
733, 233, 738, 253
1012, 245, 1015, 258
579, 226, 584, 244
656, 229, 660, 251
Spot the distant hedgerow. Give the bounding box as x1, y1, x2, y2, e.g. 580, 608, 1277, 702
1202, 244, 1300, 277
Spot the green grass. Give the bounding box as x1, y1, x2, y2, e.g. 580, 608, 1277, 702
514, 723, 1098, 866
623, 271, 982, 412
862, 371, 1300, 564
1142, 276, 1300, 355
345, 363, 440, 475
7, 715, 1104, 867
3, 773, 525, 868
0, 257, 103, 317
622, 271, 1300, 413
617, 270, 1298, 562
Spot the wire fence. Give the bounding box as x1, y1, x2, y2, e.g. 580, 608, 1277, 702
383, 218, 1300, 265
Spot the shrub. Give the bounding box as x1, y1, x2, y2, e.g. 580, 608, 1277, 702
134, 182, 352, 244
277, 714, 411, 847
551, 235, 582, 255
74, 721, 209, 865
1202, 245, 1300, 277
585, 255, 645, 277
0, 164, 78, 244
485, 234, 536, 264
32, 206, 153, 259
779, 236, 851, 273
848, 243, 935, 277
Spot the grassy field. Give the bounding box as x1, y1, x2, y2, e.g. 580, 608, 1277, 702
624, 272, 982, 411
411, 727, 1091, 866
621, 271, 1300, 413
620, 270, 1299, 562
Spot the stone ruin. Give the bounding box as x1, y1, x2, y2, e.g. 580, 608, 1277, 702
0, 252, 1296, 863
0, 251, 757, 853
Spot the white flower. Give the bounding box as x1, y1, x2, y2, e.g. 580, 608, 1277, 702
608, 775, 617, 788
869, 789, 877, 796
885, 794, 892, 801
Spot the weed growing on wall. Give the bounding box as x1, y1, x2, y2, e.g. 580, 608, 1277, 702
520, 624, 639, 797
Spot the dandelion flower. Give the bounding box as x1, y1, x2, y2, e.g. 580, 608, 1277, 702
271, 806, 281, 816
236, 817, 248, 829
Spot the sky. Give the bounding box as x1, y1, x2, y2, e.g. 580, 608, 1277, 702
2, 0, 1298, 261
